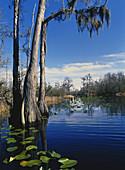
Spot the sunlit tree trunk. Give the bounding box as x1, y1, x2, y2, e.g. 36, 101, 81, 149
38, 23, 48, 115
21, 0, 46, 124
12, 0, 22, 122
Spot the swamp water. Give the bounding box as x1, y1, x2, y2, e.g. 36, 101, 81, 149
1, 97, 125, 169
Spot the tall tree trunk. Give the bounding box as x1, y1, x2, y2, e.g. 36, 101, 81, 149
21, 0, 46, 124
27, 4, 36, 71
38, 23, 48, 115
12, 0, 22, 123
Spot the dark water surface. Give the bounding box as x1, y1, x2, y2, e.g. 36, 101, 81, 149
1, 97, 125, 169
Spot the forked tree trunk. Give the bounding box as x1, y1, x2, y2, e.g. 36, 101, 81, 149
38, 23, 48, 115
21, 0, 46, 124
12, 0, 22, 123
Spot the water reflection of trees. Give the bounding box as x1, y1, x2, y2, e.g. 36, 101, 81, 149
48, 97, 125, 117
100, 97, 125, 116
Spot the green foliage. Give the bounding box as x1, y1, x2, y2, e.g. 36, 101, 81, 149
21, 140, 32, 145
6, 137, 17, 144
50, 151, 61, 158
60, 160, 78, 168
2, 126, 78, 169
26, 145, 38, 151
25, 136, 35, 141
37, 151, 47, 155
40, 156, 50, 163
7, 146, 18, 152
15, 150, 31, 160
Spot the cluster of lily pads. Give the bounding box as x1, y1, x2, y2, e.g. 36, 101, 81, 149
1, 125, 77, 170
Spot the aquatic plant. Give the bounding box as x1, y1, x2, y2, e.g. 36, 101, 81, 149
2, 126, 78, 169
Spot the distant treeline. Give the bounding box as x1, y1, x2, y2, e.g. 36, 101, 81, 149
1, 72, 125, 101
79, 72, 125, 97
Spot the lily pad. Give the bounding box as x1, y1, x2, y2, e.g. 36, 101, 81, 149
21, 140, 32, 145
3, 158, 8, 164
7, 146, 18, 152
25, 136, 35, 141
26, 145, 38, 151
29, 127, 35, 130
50, 151, 61, 158
20, 160, 41, 167
37, 151, 46, 155
60, 160, 77, 168
14, 129, 22, 132
1, 136, 7, 138
20, 161, 29, 167
19, 130, 27, 134
6, 138, 17, 144
40, 156, 50, 163
8, 132, 20, 136
58, 158, 69, 164
32, 129, 39, 132
15, 151, 31, 160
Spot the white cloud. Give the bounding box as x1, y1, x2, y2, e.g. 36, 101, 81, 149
2, 52, 125, 89
101, 52, 125, 58
44, 61, 115, 89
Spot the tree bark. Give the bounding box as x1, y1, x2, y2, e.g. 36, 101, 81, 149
38, 23, 48, 115
12, 0, 22, 123
21, 0, 46, 124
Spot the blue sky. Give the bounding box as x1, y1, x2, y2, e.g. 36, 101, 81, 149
0, 0, 125, 89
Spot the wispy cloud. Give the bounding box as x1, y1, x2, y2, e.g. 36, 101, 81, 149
44, 52, 125, 88
101, 52, 125, 58
2, 52, 125, 89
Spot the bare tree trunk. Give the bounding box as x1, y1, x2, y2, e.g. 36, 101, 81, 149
21, 0, 46, 124
27, 4, 36, 70
38, 23, 48, 115
12, 0, 22, 123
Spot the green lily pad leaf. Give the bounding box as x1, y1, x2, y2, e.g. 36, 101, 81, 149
37, 151, 46, 155
15, 151, 31, 160
60, 160, 77, 168
19, 130, 27, 134
5, 131, 10, 134
29, 127, 35, 130
1, 127, 6, 130
6, 137, 15, 141
7, 139, 17, 144
6, 138, 17, 144
3, 158, 8, 164
21, 140, 32, 145
50, 151, 61, 158
8, 131, 20, 136
7, 146, 18, 152
40, 156, 50, 163
14, 129, 22, 132
32, 129, 38, 132
58, 158, 69, 164
1, 136, 7, 138
26, 145, 38, 151
26, 160, 41, 167
6, 129, 10, 131
25, 136, 35, 141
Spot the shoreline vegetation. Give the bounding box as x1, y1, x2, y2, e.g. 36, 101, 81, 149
1, 93, 125, 115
